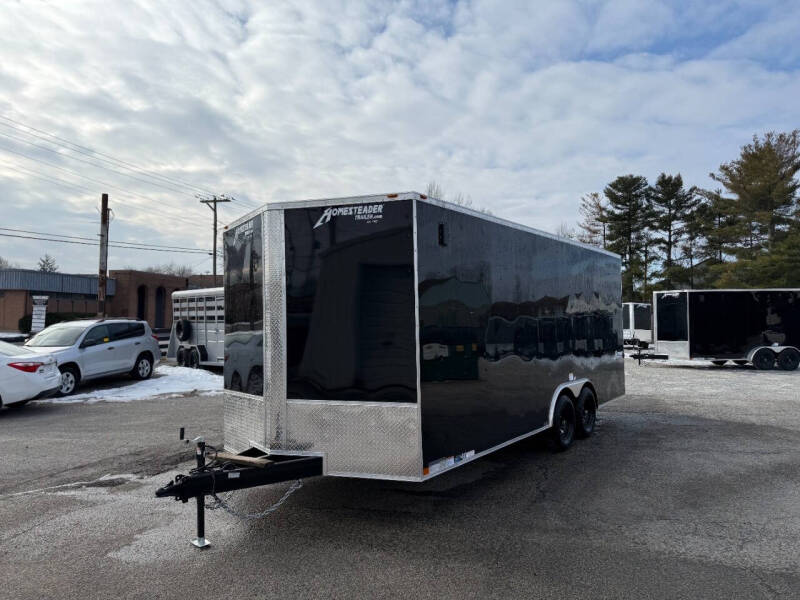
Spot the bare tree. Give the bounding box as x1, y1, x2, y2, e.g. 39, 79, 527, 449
0, 256, 17, 269
139, 262, 195, 277
425, 180, 492, 215
555, 222, 577, 240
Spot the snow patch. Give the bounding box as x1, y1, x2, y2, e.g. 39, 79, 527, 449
43, 365, 222, 404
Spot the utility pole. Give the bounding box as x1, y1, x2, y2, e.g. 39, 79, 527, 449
97, 193, 110, 317
198, 195, 231, 278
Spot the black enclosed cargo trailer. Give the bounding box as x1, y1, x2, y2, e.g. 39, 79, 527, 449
220, 192, 625, 479
157, 192, 625, 544
653, 289, 800, 370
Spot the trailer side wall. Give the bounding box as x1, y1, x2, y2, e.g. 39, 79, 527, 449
689, 290, 800, 358
416, 202, 624, 470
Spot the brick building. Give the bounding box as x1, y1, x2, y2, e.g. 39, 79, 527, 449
0, 268, 221, 332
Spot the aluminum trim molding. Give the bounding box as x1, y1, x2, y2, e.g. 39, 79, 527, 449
266, 192, 420, 210
412, 198, 424, 479
229, 205, 267, 230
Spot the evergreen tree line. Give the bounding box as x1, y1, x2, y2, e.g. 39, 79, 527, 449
575, 130, 800, 302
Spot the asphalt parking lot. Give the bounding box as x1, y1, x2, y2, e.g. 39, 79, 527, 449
1, 362, 799, 599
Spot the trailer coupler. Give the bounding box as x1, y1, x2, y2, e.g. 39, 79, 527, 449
155, 439, 322, 549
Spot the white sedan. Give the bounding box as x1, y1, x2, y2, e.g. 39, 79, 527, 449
0, 340, 61, 409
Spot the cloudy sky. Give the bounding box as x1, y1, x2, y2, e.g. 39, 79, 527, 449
1, 0, 799, 273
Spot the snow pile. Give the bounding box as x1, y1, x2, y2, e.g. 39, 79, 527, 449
0, 331, 25, 342
45, 365, 223, 404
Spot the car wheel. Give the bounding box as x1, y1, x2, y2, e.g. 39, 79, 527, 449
575, 387, 597, 439
176, 347, 185, 367
246, 369, 263, 396
550, 394, 576, 451
752, 348, 775, 370
131, 353, 154, 380
777, 348, 800, 371
58, 366, 79, 396
230, 372, 243, 392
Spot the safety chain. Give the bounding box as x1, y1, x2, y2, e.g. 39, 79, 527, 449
205, 479, 304, 520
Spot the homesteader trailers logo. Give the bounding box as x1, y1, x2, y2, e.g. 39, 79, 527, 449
313, 203, 384, 228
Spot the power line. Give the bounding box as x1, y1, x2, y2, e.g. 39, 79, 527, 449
0, 227, 213, 252
0, 114, 217, 196
0, 129, 199, 197
0, 115, 255, 221
1, 161, 97, 195
0, 232, 215, 254
0, 144, 209, 228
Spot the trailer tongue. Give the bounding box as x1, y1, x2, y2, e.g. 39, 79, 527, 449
155, 434, 322, 548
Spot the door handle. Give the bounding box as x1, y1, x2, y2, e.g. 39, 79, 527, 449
134, 342, 141, 345
108, 346, 115, 350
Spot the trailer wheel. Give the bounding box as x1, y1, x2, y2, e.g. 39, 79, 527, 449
575, 387, 597, 439
246, 369, 263, 396
752, 348, 776, 370
711, 360, 727, 367
176, 319, 192, 342
176, 347, 185, 366
777, 348, 800, 371
550, 395, 576, 451
188, 348, 200, 369
230, 371, 243, 392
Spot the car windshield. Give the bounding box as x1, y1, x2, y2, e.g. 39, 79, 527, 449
0, 340, 36, 356
26, 324, 88, 347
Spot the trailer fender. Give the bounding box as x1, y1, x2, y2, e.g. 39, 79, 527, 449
548, 378, 592, 427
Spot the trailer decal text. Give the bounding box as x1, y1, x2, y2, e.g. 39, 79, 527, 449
313, 203, 384, 228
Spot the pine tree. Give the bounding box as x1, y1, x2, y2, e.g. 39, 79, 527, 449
709, 130, 800, 255
576, 192, 608, 248
603, 175, 651, 300
649, 173, 699, 287
38, 254, 58, 273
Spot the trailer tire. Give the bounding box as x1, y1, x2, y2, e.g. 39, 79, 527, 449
230, 371, 243, 392
575, 387, 597, 439
752, 348, 776, 370
188, 348, 200, 369
176, 319, 192, 342
711, 360, 727, 367
777, 348, 800, 371
550, 394, 576, 451
246, 369, 263, 396
176, 347, 185, 366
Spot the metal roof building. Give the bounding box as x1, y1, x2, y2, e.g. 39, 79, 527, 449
0, 269, 117, 296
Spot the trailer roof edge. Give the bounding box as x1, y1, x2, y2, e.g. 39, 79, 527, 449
655, 288, 800, 293
227, 191, 621, 260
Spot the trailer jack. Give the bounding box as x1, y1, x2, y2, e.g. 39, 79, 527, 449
155, 435, 322, 549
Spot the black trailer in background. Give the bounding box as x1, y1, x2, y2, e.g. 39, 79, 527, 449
653, 289, 800, 370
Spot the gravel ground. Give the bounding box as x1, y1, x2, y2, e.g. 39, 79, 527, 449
1, 362, 799, 599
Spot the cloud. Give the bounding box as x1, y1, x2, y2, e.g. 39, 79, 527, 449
0, 0, 798, 272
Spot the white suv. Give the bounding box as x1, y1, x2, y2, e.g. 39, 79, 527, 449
24, 319, 161, 396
